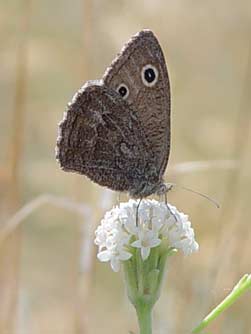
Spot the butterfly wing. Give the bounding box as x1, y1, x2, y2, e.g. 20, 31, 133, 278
56, 81, 153, 194
103, 30, 171, 178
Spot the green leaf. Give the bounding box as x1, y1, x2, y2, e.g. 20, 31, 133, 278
192, 274, 251, 333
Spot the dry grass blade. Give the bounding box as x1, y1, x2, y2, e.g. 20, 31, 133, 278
0, 194, 92, 244
169, 159, 238, 175
0, 0, 31, 332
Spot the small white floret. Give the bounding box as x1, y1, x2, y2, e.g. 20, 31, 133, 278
131, 229, 161, 260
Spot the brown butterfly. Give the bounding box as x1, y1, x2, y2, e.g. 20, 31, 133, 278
56, 30, 171, 198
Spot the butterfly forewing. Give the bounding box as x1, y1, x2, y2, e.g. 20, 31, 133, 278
103, 30, 171, 178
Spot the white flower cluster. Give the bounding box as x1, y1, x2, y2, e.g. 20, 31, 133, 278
95, 199, 199, 272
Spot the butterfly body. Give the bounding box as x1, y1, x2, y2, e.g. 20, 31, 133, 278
56, 30, 171, 198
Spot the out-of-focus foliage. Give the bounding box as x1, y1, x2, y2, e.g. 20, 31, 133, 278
1, 0, 251, 333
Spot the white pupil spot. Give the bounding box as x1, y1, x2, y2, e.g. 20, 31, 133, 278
117, 84, 129, 99
141, 64, 158, 87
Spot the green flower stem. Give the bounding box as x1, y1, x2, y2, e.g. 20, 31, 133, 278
123, 255, 138, 303
192, 274, 251, 333
136, 248, 144, 295
156, 247, 177, 295
123, 246, 176, 334
135, 301, 153, 334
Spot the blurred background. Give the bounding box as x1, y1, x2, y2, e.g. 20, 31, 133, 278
1, 0, 251, 333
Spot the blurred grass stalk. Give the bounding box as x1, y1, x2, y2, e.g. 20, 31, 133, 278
1, 192, 98, 334
75, 1, 94, 334
0, 0, 31, 332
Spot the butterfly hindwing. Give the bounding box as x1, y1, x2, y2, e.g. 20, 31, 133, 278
56, 81, 154, 193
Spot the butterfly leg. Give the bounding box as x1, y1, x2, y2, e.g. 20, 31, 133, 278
164, 191, 167, 205
166, 202, 178, 222
136, 198, 143, 227
161, 187, 178, 223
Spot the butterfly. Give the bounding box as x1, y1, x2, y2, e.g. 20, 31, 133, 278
56, 30, 171, 198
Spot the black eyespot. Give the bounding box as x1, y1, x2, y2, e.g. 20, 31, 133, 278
141, 64, 158, 87
144, 68, 155, 83
117, 83, 129, 99
118, 86, 127, 97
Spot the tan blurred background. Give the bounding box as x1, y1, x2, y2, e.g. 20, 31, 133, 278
1, 0, 251, 333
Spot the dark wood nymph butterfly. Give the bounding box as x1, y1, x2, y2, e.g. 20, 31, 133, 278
56, 30, 171, 198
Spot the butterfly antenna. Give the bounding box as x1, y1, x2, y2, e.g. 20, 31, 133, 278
166, 183, 220, 208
